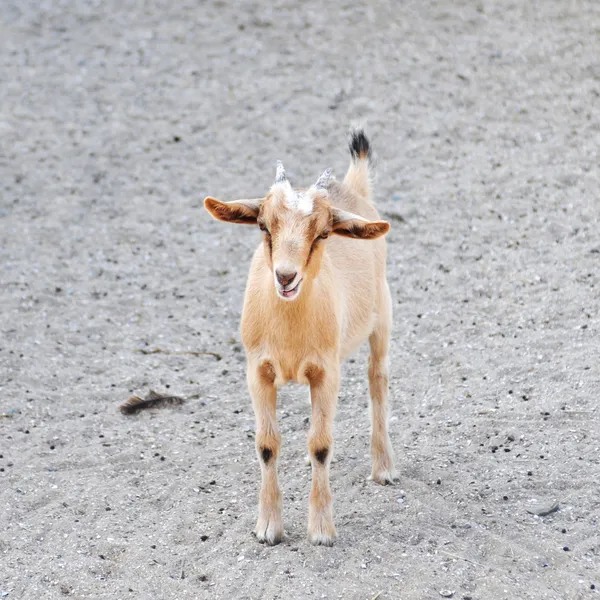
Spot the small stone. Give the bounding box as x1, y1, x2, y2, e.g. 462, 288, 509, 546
563, 546, 569, 551
439, 591, 454, 598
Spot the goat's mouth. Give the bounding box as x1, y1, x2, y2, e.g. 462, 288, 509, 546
277, 278, 303, 300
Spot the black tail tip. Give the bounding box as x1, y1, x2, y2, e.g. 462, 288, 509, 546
349, 129, 372, 162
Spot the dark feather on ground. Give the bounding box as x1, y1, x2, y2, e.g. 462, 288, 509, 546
120, 390, 185, 414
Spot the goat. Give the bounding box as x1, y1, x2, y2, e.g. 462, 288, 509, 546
204, 130, 396, 546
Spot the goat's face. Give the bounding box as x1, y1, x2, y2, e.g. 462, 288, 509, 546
204, 162, 389, 302
257, 175, 333, 300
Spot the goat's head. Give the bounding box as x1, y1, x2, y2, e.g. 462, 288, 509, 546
204, 162, 389, 301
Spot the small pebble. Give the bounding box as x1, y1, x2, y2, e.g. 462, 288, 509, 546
436, 479, 441, 485
563, 546, 570, 552
590, 584, 595, 590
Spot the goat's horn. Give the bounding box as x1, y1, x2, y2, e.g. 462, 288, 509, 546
275, 160, 287, 184
314, 168, 332, 190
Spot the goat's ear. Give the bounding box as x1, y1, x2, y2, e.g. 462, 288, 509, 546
204, 197, 263, 225
331, 208, 390, 240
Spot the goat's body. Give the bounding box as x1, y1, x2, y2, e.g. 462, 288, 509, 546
205, 129, 395, 546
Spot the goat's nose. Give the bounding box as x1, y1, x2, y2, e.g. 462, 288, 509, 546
276, 270, 297, 287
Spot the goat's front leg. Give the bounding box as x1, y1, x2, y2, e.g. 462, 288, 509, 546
305, 361, 339, 546
248, 359, 283, 545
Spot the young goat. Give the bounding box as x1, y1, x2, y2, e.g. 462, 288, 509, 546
204, 130, 396, 546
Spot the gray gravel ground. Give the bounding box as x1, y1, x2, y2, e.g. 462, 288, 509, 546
1, 1, 599, 599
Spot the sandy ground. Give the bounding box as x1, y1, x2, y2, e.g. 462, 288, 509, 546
1, 1, 600, 598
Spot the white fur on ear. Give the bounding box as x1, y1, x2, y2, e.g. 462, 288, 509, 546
331, 207, 389, 239
204, 197, 263, 224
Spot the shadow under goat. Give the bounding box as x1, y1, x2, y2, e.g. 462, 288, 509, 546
204, 129, 396, 546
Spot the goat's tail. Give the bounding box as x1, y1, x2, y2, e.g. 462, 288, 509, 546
343, 128, 373, 201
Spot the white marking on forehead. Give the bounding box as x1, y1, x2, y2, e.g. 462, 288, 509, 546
286, 190, 313, 215
270, 182, 314, 215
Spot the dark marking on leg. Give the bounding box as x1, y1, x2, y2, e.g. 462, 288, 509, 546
261, 447, 273, 464
258, 360, 276, 385
304, 363, 325, 387
314, 447, 329, 465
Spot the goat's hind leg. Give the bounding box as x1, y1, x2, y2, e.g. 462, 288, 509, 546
248, 359, 283, 545
368, 283, 397, 484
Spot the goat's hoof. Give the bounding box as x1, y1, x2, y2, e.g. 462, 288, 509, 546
255, 517, 284, 546
308, 515, 336, 546
370, 469, 398, 485
308, 528, 336, 546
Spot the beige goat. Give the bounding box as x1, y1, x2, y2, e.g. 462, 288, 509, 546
204, 130, 396, 546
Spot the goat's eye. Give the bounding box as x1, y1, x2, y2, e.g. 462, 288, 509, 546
319, 231, 330, 240
259, 223, 270, 235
